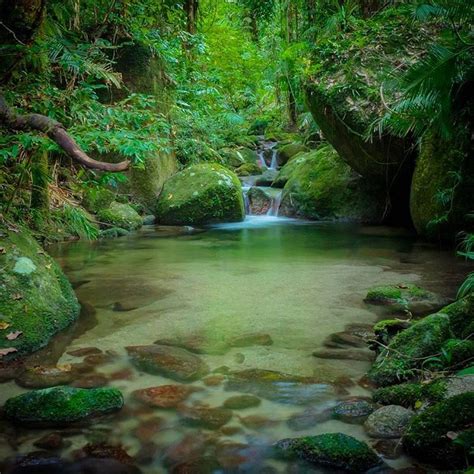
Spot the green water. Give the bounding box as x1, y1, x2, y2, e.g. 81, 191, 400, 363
0, 218, 469, 472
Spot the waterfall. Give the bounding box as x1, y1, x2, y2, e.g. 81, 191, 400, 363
258, 150, 267, 169
242, 186, 250, 214
266, 189, 282, 217
269, 149, 278, 170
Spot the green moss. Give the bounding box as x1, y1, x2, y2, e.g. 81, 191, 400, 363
439, 295, 474, 339
441, 339, 474, 368
82, 187, 115, 213
4, 386, 124, 426
155, 163, 245, 225
97, 201, 142, 231
403, 393, 474, 468
277, 142, 309, 166
235, 162, 261, 176
373, 380, 447, 408
275, 433, 380, 472
369, 313, 452, 386
410, 131, 473, 239
99, 227, 130, 239
0, 226, 80, 359
278, 145, 382, 222
220, 147, 256, 168
367, 286, 403, 302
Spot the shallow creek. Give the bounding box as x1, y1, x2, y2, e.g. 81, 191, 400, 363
0, 219, 469, 472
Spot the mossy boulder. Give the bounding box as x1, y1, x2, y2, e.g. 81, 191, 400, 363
369, 313, 452, 386
99, 227, 130, 239
272, 152, 309, 188
220, 147, 257, 168
0, 226, 80, 359
277, 142, 309, 167
410, 130, 474, 239
155, 163, 245, 225
441, 338, 474, 369
403, 393, 474, 468
97, 202, 142, 231
235, 162, 261, 176
365, 283, 448, 315
278, 145, 383, 222
274, 433, 381, 472
372, 319, 411, 348
82, 187, 115, 213
4, 386, 124, 426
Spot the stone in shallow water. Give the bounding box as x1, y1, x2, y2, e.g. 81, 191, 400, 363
154, 335, 229, 355
274, 433, 381, 472
33, 432, 69, 450
238, 414, 278, 429
225, 369, 335, 405
312, 348, 375, 361
163, 433, 212, 467
15, 365, 75, 389
132, 417, 164, 443
76, 443, 134, 465
68, 347, 103, 358
333, 397, 375, 424
364, 405, 414, 439
4, 386, 124, 426
228, 333, 273, 348
71, 373, 109, 389
126, 345, 209, 382
178, 405, 233, 430
223, 395, 261, 410
132, 385, 199, 408
169, 456, 221, 474
287, 405, 335, 431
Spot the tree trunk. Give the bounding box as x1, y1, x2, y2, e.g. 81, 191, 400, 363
184, 0, 199, 35
0, 0, 46, 82
30, 149, 50, 211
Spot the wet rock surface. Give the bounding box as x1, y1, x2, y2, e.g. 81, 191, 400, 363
132, 385, 199, 408
126, 345, 209, 382
15, 365, 75, 389
333, 397, 375, 424
223, 395, 261, 410
365, 405, 414, 439
178, 404, 233, 429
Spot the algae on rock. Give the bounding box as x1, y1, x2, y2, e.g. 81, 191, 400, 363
0, 226, 80, 359
97, 201, 143, 231
155, 163, 245, 225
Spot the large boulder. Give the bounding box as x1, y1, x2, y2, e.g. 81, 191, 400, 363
369, 296, 474, 386
278, 145, 383, 222
0, 226, 80, 359
155, 163, 244, 225
403, 393, 474, 469
97, 202, 142, 231
277, 142, 309, 167
274, 433, 381, 472
410, 131, 474, 239
364, 405, 414, 439
4, 386, 123, 426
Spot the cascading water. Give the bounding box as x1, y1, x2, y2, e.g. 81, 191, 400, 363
266, 189, 282, 217
269, 148, 278, 170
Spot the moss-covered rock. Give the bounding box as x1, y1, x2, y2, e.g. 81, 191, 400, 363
235, 162, 261, 176
277, 142, 309, 167
99, 227, 131, 239
403, 393, 474, 468
4, 386, 124, 426
372, 319, 411, 348
0, 226, 80, 359
82, 188, 115, 213
410, 131, 474, 239
437, 294, 474, 339
441, 339, 474, 368
220, 147, 257, 169
272, 152, 309, 188
365, 283, 448, 315
369, 313, 452, 386
155, 163, 244, 225
278, 145, 383, 222
274, 433, 381, 472
97, 202, 142, 231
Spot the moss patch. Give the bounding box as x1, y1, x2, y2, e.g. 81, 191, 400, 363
275, 433, 380, 472
82, 188, 115, 214
278, 145, 383, 222
155, 163, 244, 225
0, 226, 80, 359
403, 393, 474, 468
4, 386, 124, 426
97, 202, 142, 231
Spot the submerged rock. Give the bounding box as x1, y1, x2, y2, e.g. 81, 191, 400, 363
4, 386, 124, 426
225, 369, 335, 405
155, 163, 244, 225
333, 398, 375, 424
15, 365, 75, 389
312, 348, 374, 361
403, 392, 474, 468
365, 283, 449, 315
178, 405, 233, 430
274, 433, 381, 472
132, 385, 198, 408
364, 405, 414, 439
154, 335, 228, 355
223, 395, 261, 410
126, 345, 209, 382
0, 225, 80, 359
228, 333, 273, 347
98, 202, 142, 231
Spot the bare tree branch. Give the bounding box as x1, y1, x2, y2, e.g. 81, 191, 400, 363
0, 95, 129, 172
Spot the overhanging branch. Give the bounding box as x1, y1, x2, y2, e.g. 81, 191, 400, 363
0, 95, 130, 172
